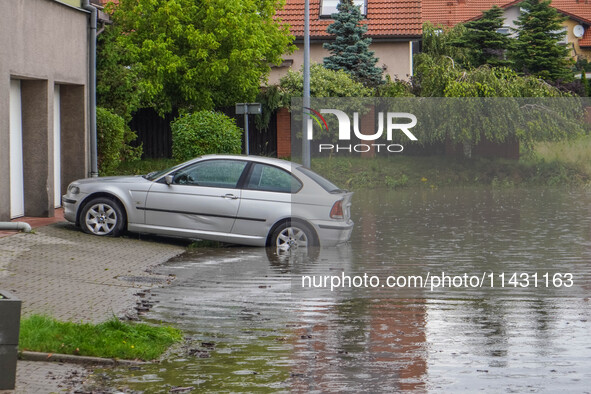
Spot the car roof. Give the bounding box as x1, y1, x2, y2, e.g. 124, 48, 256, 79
199, 154, 302, 171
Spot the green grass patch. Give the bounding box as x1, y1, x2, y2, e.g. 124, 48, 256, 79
533, 134, 591, 178
19, 315, 182, 361
310, 154, 590, 190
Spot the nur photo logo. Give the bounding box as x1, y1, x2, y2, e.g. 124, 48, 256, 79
304, 107, 418, 153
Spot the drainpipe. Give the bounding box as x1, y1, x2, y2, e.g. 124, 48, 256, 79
82, 0, 98, 178
0, 222, 32, 233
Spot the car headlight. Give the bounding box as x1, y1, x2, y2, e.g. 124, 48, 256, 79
67, 184, 80, 195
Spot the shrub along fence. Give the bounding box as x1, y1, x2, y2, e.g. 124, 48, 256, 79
129, 107, 278, 159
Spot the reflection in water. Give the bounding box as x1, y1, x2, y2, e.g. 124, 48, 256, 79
103, 188, 591, 393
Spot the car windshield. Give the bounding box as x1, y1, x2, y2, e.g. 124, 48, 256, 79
143, 162, 188, 181
296, 166, 344, 193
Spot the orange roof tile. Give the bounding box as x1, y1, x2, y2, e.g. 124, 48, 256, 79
423, 0, 515, 27
551, 0, 591, 25
580, 25, 591, 47
275, 0, 423, 39
423, 0, 591, 27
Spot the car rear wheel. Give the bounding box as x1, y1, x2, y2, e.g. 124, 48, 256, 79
80, 197, 125, 236
271, 222, 314, 251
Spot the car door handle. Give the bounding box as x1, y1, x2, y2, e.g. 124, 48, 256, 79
222, 194, 239, 200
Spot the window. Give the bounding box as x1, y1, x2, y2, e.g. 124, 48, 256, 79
320, 0, 366, 17
296, 167, 343, 193
496, 27, 511, 35
553, 27, 568, 45
173, 160, 247, 188
246, 163, 302, 193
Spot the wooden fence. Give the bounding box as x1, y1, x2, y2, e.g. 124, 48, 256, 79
129, 107, 278, 159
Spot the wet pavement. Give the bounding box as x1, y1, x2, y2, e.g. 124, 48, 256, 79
94, 187, 591, 392
0, 222, 185, 322
0, 220, 186, 392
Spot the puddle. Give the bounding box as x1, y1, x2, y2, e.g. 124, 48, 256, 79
94, 188, 591, 392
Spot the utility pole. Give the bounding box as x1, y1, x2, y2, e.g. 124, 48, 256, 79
302, 0, 311, 168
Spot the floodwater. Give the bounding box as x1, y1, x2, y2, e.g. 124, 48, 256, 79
103, 187, 591, 393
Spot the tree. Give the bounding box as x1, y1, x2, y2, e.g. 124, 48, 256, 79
452, 6, 514, 68
96, 107, 142, 175
581, 70, 590, 97
509, 0, 573, 81
323, 0, 383, 87
277, 64, 372, 141
412, 50, 583, 155
420, 22, 469, 63
100, 0, 294, 115
279, 64, 372, 99
97, 27, 141, 122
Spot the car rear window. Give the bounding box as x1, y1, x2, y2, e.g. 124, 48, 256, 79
296, 167, 343, 193
246, 163, 302, 193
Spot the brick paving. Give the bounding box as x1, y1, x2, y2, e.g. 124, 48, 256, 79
0, 361, 90, 394
0, 220, 187, 393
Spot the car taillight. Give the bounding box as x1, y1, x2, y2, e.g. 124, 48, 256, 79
330, 200, 344, 219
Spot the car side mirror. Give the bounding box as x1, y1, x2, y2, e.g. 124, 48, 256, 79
165, 174, 174, 185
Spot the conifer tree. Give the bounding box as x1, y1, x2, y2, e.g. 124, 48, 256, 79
452, 6, 513, 68
323, 0, 383, 87
509, 0, 573, 81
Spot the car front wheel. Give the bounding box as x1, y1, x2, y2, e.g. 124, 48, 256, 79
271, 222, 314, 251
80, 197, 125, 236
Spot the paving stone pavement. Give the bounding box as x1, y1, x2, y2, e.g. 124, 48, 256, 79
0, 222, 187, 393
0, 361, 90, 394
0, 222, 185, 322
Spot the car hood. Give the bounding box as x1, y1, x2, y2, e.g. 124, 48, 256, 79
75, 175, 150, 185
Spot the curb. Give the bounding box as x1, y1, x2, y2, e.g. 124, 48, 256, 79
19, 351, 153, 366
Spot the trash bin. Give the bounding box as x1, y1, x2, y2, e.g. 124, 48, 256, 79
0, 290, 21, 390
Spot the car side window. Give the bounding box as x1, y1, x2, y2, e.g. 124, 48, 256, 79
245, 163, 302, 193
173, 160, 247, 188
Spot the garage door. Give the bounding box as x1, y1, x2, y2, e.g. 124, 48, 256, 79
9, 79, 24, 219
54, 85, 61, 208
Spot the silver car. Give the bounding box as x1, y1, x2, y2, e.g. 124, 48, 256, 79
62, 155, 353, 249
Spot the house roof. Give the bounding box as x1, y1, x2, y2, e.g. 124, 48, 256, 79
423, 0, 591, 27
275, 0, 423, 39
422, 0, 512, 27
580, 27, 591, 47
551, 0, 591, 25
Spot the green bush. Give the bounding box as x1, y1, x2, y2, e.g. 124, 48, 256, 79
96, 107, 142, 175
279, 63, 372, 100
171, 111, 242, 161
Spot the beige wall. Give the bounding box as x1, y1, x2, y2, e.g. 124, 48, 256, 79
268, 41, 413, 85
564, 19, 591, 61
0, 0, 89, 220
501, 7, 591, 61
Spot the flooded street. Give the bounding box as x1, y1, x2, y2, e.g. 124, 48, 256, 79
104, 187, 591, 393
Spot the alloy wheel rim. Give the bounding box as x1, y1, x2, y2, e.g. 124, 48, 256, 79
85, 203, 117, 235
276, 227, 308, 250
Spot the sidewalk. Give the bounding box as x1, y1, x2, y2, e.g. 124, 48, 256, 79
0, 215, 187, 393
0, 209, 65, 238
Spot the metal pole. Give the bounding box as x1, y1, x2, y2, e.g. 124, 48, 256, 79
82, 0, 98, 177
302, 0, 311, 168
244, 112, 249, 155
